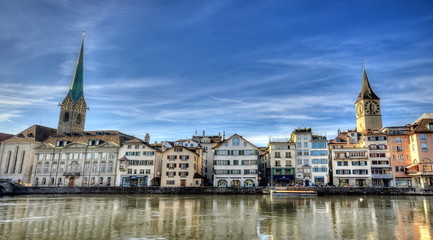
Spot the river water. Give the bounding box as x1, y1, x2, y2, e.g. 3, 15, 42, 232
0, 194, 432, 240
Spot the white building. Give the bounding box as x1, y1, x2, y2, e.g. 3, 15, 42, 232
213, 134, 259, 187
0, 125, 56, 185
265, 139, 296, 186
32, 130, 133, 187
192, 134, 223, 185
360, 133, 393, 187
117, 138, 162, 186
291, 128, 329, 186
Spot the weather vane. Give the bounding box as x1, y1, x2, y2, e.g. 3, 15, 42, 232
82, 30, 85, 39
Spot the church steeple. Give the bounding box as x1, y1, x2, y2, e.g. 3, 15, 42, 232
69, 37, 84, 103
356, 69, 379, 103
355, 65, 382, 133
57, 33, 88, 135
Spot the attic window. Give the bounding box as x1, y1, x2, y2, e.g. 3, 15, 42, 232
428, 123, 433, 130
27, 133, 34, 137
56, 141, 63, 147
174, 147, 183, 152
17, 133, 24, 138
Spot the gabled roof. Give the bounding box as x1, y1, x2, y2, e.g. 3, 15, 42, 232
356, 69, 379, 102
3, 125, 57, 143
214, 133, 258, 149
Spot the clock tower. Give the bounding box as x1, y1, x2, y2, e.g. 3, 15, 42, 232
355, 68, 382, 133
57, 34, 87, 134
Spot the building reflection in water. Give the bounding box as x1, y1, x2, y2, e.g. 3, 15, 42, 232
0, 194, 431, 239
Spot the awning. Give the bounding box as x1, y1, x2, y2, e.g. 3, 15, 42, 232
273, 175, 294, 180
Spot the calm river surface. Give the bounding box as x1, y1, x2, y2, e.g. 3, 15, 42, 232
0, 194, 432, 240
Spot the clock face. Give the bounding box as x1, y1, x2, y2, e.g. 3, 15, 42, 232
364, 101, 380, 115
356, 103, 363, 117
75, 99, 87, 112
62, 98, 73, 111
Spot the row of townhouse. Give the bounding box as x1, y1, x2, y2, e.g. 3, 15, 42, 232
1, 35, 431, 189
329, 113, 433, 188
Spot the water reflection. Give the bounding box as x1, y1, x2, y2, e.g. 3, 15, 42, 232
0, 194, 432, 239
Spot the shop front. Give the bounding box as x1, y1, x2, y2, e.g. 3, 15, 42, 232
121, 175, 148, 186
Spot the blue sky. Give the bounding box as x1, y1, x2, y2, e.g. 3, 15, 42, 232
0, 0, 432, 146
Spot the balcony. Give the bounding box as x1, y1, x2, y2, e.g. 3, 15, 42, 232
63, 172, 81, 177
371, 174, 393, 179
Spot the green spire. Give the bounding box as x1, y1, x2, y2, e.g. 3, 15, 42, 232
69, 35, 84, 103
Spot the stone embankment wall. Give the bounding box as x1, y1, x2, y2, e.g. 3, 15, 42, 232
8, 186, 433, 195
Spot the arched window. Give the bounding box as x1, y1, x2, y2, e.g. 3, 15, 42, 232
43, 162, 50, 173
99, 177, 104, 185
100, 162, 106, 173
244, 179, 254, 187
107, 177, 111, 186
91, 177, 95, 185
218, 179, 227, 187
50, 177, 55, 185
83, 177, 88, 185
232, 137, 240, 146
57, 177, 62, 186
36, 163, 42, 174
42, 178, 47, 185
63, 112, 69, 122
34, 178, 39, 186
76, 114, 81, 125
231, 180, 240, 187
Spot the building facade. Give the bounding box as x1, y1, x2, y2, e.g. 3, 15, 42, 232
383, 126, 412, 187
32, 130, 134, 187
360, 133, 392, 187
117, 138, 162, 186
407, 114, 433, 189
213, 134, 259, 187
160, 146, 203, 187
0, 125, 56, 184
266, 139, 295, 186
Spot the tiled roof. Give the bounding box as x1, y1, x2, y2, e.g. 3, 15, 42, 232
3, 125, 57, 143
411, 118, 433, 133
0, 133, 14, 142
43, 130, 134, 146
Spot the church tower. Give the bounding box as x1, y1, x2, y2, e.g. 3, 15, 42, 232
355, 68, 382, 133
57, 34, 87, 134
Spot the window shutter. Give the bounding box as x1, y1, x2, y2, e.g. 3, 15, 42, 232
166, 163, 169, 167
167, 156, 169, 159
187, 155, 190, 159
174, 172, 176, 176
166, 172, 168, 176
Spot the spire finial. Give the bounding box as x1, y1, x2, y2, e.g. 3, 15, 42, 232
82, 30, 85, 39
361, 58, 365, 70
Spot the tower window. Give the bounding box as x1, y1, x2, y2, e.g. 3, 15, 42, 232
63, 112, 70, 122
76, 114, 82, 125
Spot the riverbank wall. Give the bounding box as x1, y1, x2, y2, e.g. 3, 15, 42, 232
8, 186, 433, 196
